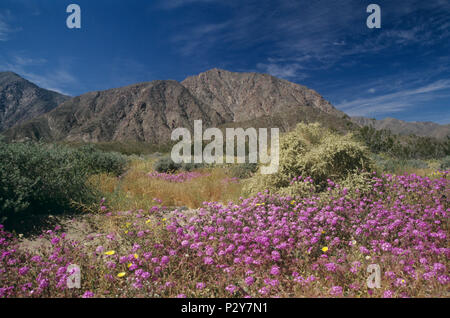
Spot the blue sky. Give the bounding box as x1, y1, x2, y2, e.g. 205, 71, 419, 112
0, 0, 449, 123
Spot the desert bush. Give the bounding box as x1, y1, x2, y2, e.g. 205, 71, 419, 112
154, 156, 182, 173
440, 156, 450, 170
244, 123, 373, 196
0, 141, 129, 222
356, 126, 449, 159
331, 170, 376, 197
154, 156, 210, 173
228, 162, 258, 179
75, 144, 128, 176
0, 142, 92, 221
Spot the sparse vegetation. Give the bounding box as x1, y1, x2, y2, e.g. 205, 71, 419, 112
0, 124, 448, 298
90, 158, 242, 211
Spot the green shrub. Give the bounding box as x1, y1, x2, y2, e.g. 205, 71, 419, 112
243, 123, 373, 196
372, 154, 430, 173
356, 126, 449, 159
229, 162, 258, 179
0, 141, 129, 222
440, 156, 450, 170
331, 170, 376, 197
154, 156, 213, 173
75, 145, 128, 176
154, 156, 182, 173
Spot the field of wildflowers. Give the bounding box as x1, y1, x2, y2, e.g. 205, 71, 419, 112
1, 171, 448, 298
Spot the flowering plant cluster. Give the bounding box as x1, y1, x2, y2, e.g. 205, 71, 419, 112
0, 172, 448, 298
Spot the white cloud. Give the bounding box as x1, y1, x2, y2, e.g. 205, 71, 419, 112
171, 22, 230, 56
0, 13, 15, 41
166, 1, 449, 71
256, 63, 306, 80
0, 53, 77, 95
336, 80, 450, 116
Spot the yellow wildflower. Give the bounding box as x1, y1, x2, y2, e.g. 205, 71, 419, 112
117, 272, 126, 278
124, 230, 129, 234
125, 222, 131, 228
127, 263, 132, 268
145, 219, 151, 224
321, 247, 328, 252
104, 250, 115, 256
133, 254, 139, 259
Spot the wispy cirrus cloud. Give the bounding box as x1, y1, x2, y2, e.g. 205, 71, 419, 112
336, 80, 450, 117
160, 0, 221, 10
0, 11, 19, 41
0, 53, 77, 95
171, 22, 230, 56
0, 22, 13, 41
168, 0, 450, 75
256, 62, 306, 80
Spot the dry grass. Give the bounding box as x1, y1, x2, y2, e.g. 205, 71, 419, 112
88, 157, 243, 211
391, 167, 434, 177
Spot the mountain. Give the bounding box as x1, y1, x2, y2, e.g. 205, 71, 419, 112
182, 68, 345, 122
352, 116, 450, 139
3, 68, 354, 143
2, 80, 225, 142
0, 72, 69, 132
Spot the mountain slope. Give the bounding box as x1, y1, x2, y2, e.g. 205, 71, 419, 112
3, 80, 225, 143
352, 116, 450, 139
0, 72, 69, 132
4, 69, 355, 143
182, 68, 345, 123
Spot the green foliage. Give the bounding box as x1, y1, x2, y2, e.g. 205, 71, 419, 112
154, 156, 182, 173
440, 156, 450, 170
74, 145, 128, 176
276, 177, 317, 198
153, 156, 213, 173
332, 170, 376, 197
228, 162, 258, 179
0, 141, 129, 222
356, 126, 449, 159
244, 123, 373, 196
61, 141, 176, 156
371, 154, 430, 173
